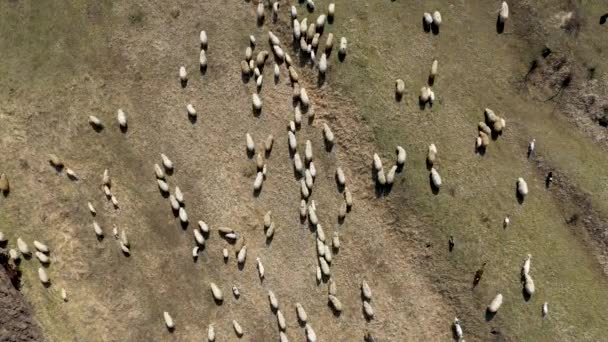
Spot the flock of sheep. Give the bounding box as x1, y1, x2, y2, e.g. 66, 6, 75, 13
0, 1, 554, 341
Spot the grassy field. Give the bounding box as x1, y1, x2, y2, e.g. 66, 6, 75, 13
1, 0, 608, 341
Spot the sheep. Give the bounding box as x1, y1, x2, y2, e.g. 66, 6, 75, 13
335, 167, 346, 187
291, 5, 297, 19
9, 249, 19, 261
63, 167, 76, 179
277, 309, 287, 331
210, 282, 223, 301
192, 246, 199, 258
319, 53, 328, 74
256, 3, 264, 22
272, 2, 279, 21
288, 131, 297, 152
294, 153, 304, 173
257, 257, 265, 279
237, 245, 247, 264
268, 31, 281, 46
363, 301, 374, 319
33, 240, 49, 253
487, 293, 503, 313
325, 33, 334, 54
17, 238, 30, 255
503, 216, 510, 228
420, 86, 431, 103
528, 139, 536, 158
38, 267, 49, 284
306, 0, 315, 11
395, 146, 407, 167
317, 224, 326, 242
233, 320, 243, 337
266, 222, 275, 239
273, 45, 285, 61
245, 46, 253, 61
199, 50, 207, 70
323, 123, 335, 145
61, 288, 68, 302
0, 232, 5, 243
423, 12, 433, 26
328, 3, 335, 18
377, 169, 386, 185
484, 108, 498, 124
301, 179, 310, 199
199, 30, 208, 49
222, 248, 229, 260
522, 254, 531, 276
305, 324, 317, 342
384, 165, 397, 185
432, 11, 442, 26
478, 122, 492, 136
395, 79, 406, 98
252, 93, 263, 111
208, 324, 215, 341
307, 24, 316, 42
324, 244, 332, 263
361, 281, 372, 301
316, 266, 322, 282
160, 154, 173, 171
339, 37, 347, 57
453, 318, 463, 340
110, 194, 119, 207
263, 211, 272, 229
332, 232, 340, 250
430, 168, 442, 188
157, 179, 169, 193
93, 221, 103, 237
429, 89, 436, 104
169, 195, 180, 211
268, 290, 279, 311
300, 18, 308, 37
178, 207, 188, 223
517, 177, 528, 198
373, 153, 383, 171
255, 75, 264, 90
493, 118, 505, 133
174, 187, 184, 204
48, 154, 63, 169
479, 131, 490, 148
179, 66, 187, 83
328, 279, 337, 296
300, 87, 310, 108
117, 109, 127, 129
35, 251, 50, 264
287, 67, 299, 86
524, 273, 535, 296
89, 115, 103, 129
319, 257, 331, 276
328, 295, 342, 312
293, 19, 302, 41
256, 50, 269, 68
250, 35, 256, 46
344, 187, 353, 208
102, 169, 111, 187
285, 53, 293, 66
241, 60, 251, 75
103, 185, 111, 197
194, 229, 205, 245
273, 64, 280, 81
294, 105, 303, 126
264, 134, 274, 153
427, 144, 437, 165
296, 303, 308, 323
542, 302, 548, 318
499, 2, 509, 23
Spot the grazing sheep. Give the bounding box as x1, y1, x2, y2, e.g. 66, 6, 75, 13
328, 3, 335, 18
210, 282, 223, 301
300, 87, 310, 108
208, 324, 215, 341
266, 222, 275, 239
163, 312, 174, 330
503, 216, 510, 228
245, 46, 252, 61
323, 123, 334, 145
293, 19, 302, 41
268, 290, 279, 311
117, 109, 127, 129
296, 303, 308, 323
305, 324, 317, 342
429, 89, 436, 104
222, 248, 229, 260
329, 279, 337, 295
33, 241, 49, 253
319, 53, 327, 74
161, 154, 173, 171
250, 35, 256, 46
268, 31, 280, 46
252, 93, 263, 111
317, 239, 325, 257
423, 12, 433, 26
522, 254, 531, 276
395, 79, 405, 98
264, 134, 274, 153
338, 201, 347, 220
199, 50, 207, 70
285, 52, 293, 66
484, 108, 499, 124
319, 257, 331, 276
300, 200, 308, 218
0, 232, 5, 243
528, 139, 536, 158
232, 285, 240, 298
48, 154, 63, 169
336, 167, 346, 186
199, 30, 208, 49
110, 195, 119, 208
192, 246, 199, 257
241, 60, 251, 75
256, 50, 269, 68
35, 251, 50, 264
517, 177, 528, 198
179, 207, 188, 223
272, 2, 279, 21
432, 11, 442, 26
325, 33, 334, 54
291, 5, 297, 19
542, 302, 548, 318
179, 66, 187, 82
237, 245, 247, 264
102, 169, 111, 187
273, 63, 280, 81
487, 293, 503, 313
66, 169, 77, 181
169, 195, 180, 211
328, 295, 342, 312
288, 66, 299, 84
493, 118, 504, 133
479, 131, 490, 148
363, 301, 374, 318
339, 37, 347, 57
256, 75, 264, 89
332, 232, 340, 250
244, 133, 256, 155
377, 169, 386, 185
157, 179, 169, 193
61, 288, 68, 302
38, 267, 49, 284
294, 105, 303, 126
324, 244, 332, 263
306, 0, 315, 10
316, 266, 322, 282
306, 23, 316, 42
316, 15, 327, 30
373, 153, 383, 171
253, 172, 264, 191
499, 2, 509, 23
395, 146, 407, 167
343, 187, 353, 209
89, 115, 103, 129
225, 232, 238, 240
233, 320, 243, 337
524, 273, 535, 296
256, 3, 264, 22
93, 221, 103, 237
362, 281, 372, 301
288, 121, 296, 133
175, 187, 184, 204
386, 165, 397, 184
478, 122, 492, 135
420, 86, 431, 103
430, 59, 438, 78
153, 164, 165, 180
9, 249, 19, 261
453, 318, 463, 340
303, 141, 314, 164
103, 185, 111, 197
427, 144, 438, 165
317, 224, 326, 242
430, 168, 442, 188
17, 238, 30, 255
288, 131, 297, 152
301, 179, 310, 199
264, 211, 272, 229
300, 17, 308, 37
186, 104, 197, 120
273, 45, 285, 61
194, 229, 205, 245
294, 153, 303, 173
257, 257, 265, 279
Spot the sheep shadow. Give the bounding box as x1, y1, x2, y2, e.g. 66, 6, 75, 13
522, 287, 532, 302
425, 159, 433, 170
171, 207, 179, 217
328, 301, 342, 317
515, 186, 525, 204
324, 139, 334, 152
253, 187, 262, 198
448, 236, 454, 252
0, 240, 7, 248
166, 326, 175, 333
485, 309, 497, 322
246, 148, 255, 159
241, 73, 251, 84
422, 18, 431, 32
601, 14, 608, 25
180, 220, 189, 230
159, 189, 169, 198
121, 249, 131, 258
428, 75, 435, 86
477, 145, 487, 156
265, 234, 274, 246
42, 280, 52, 289
213, 297, 224, 306
335, 178, 345, 193
90, 123, 104, 133
257, 17, 264, 27
188, 114, 197, 125
338, 52, 346, 62
496, 17, 505, 34
419, 98, 428, 110
362, 306, 374, 322
180, 79, 188, 88
200, 64, 207, 75
96, 235, 104, 243
317, 72, 326, 87
325, 46, 332, 57
252, 106, 262, 117
1, 189, 9, 197
338, 214, 345, 225
429, 174, 440, 194
431, 24, 440, 35
395, 92, 403, 102
491, 130, 501, 140
119, 125, 128, 134
165, 168, 174, 176
49, 162, 64, 173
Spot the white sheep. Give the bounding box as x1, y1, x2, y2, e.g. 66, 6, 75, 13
35, 251, 50, 264
257, 257, 265, 279
245, 133, 255, 154
528, 139, 536, 158
363, 301, 374, 318
285, 52, 293, 67
194, 229, 205, 245
522, 254, 531, 275
179, 66, 187, 83
89, 115, 103, 129
268, 31, 280, 46
169, 195, 180, 211
111, 195, 119, 208
499, 2, 509, 23
117, 109, 127, 129
319, 257, 331, 276
274, 64, 280, 80
542, 302, 548, 318
328, 3, 335, 18
245, 46, 253, 61
300, 200, 308, 218
256, 75, 263, 89
323, 123, 335, 144
264, 211, 272, 228
430, 59, 438, 78
254, 172, 264, 191
336, 167, 346, 186
192, 246, 199, 257
38, 267, 49, 284
503, 216, 510, 228
361, 281, 372, 301
339, 37, 347, 56
395, 79, 405, 97
453, 318, 463, 340
377, 168, 386, 185
288, 131, 297, 152
429, 89, 436, 104
318, 53, 328, 75
210, 282, 223, 301
294, 153, 303, 173
427, 144, 438, 165
208, 324, 215, 341
175, 187, 184, 204
252, 93, 263, 111
273, 45, 285, 61
316, 14, 327, 29
153, 164, 165, 179
324, 244, 332, 263
296, 303, 308, 323
0, 232, 5, 243
396, 146, 407, 166
199, 30, 208, 49
179, 207, 188, 223
102, 169, 111, 186
317, 224, 326, 242
301, 179, 310, 199
294, 105, 303, 126
432, 11, 442, 26
256, 3, 264, 22
420, 86, 431, 103
93, 221, 103, 237
373, 153, 383, 171
102, 185, 111, 197
430, 168, 442, 188
305, 324, 317, 342
61, 288, 68, 302
277, 310, 287, 331
33, 240, 49, 253
291, 5, 297, 19
17, 238, 30, 255
161, 153, 173, 171
479, 122, 492, 136
524, 273, 535, 297
157, 179, 169, 193
306, 0, 315, 10
272, 2, 279, 21
222, 248, 229, 260
517, 177, 528, 198
487, 293, 503, 313
316, 266, 322, 282
9, 249, 19, 261
305, 169, 314, 189
199, 50, 207, 70
308, 161, 317, 178
233, 320, 243, 337
300, 87, 310, 107
328, 279, 337, 296
237, 245, 247, 264
306, 23, 316, 42
266, 222, 275, 239
325, 33, 334, 53
328, 295, 343, 312
265, 134, 274, 153
268, 290, 279, 310
386, 165, 398, 184
344, 187, 353, 208
332, 232, 340, 250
